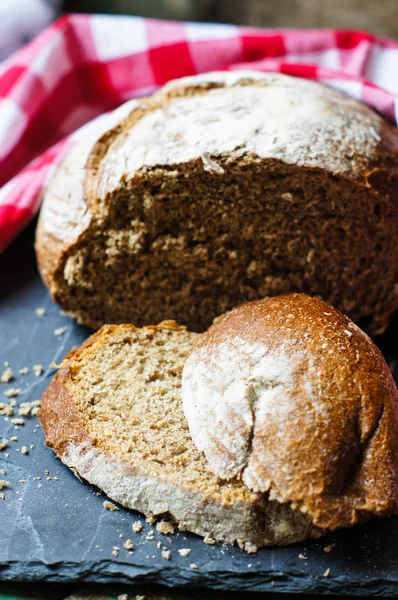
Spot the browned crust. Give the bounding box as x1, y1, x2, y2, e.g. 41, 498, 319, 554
189, 293, 398, 530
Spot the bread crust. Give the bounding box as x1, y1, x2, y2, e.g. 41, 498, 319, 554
35, 71, 398, 333
182, 294, 398, 530
39, 321, 322, 549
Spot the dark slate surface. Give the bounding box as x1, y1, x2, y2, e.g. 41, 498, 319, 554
2, 223, 398, 596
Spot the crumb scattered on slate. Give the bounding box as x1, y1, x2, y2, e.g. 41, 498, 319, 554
0, 368, 13, 383
10, 436, 17, 442
21, 446, 29, 455
11, 418, 25, 426
156, 520, 174, 535
0, 480, 10, 489
19, 367, 29, 375
190, 563, 198, 569
0, 403, 13, 416
0, 493, 4, 500
4, 388, 21, 398
35, 307, 46, 317
146, 515, 156, 525
298, 553, 306, 559
18, 400, 41, 417
323, 568, 331, 577
54, 326, 68, 337
0, 439, 8, 450
324, 543, 336, 553
123, 538, 134, 550
203, 535, 215, 545
33, 364, 44, 376
103, 500, 118, 511
161, 549, 171, 560
132, 521, 143, 533
178, 548, 191, 557
117, 595, 128, 600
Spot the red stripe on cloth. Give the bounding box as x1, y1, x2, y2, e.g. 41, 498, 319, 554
148, 42, 196, 85
240, 32, 286, 62
0, 66, 27, 98
0, 204, 31, 253
103, 53, 157, 97
279, 63, 319, 79
335, 30, 375, 50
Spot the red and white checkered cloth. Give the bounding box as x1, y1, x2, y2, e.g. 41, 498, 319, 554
1, 14, 398, 253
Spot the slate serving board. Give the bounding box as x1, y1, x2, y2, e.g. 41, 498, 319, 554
2, 223, 398, 596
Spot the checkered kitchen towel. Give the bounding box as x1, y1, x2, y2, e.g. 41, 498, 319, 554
1, 14, 398, 253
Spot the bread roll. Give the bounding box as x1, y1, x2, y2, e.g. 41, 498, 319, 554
182, 293, 398, 530
36, 71, 398, 334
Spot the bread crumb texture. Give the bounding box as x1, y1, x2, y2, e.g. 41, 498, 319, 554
103, 500, 118, 511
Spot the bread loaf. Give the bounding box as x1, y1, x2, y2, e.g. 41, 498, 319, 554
182, 293, 398, 531
36, 71, 398, 334
39, 321, 322, 550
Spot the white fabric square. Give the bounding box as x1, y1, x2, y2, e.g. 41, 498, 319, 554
0, 98, 27, 160
185, 22, 239, 42
29, 29, 72, 91
90, 15, 148, 60
365, 46, 398, 95
320, 78, 363, 101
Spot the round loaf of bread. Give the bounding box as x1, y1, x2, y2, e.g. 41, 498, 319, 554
36, 71, 398, 334
182, 293, 398, 531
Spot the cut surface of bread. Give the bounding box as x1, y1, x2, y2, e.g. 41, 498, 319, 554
182, 294, 398, 531
36, 71, 398, 334
39, 321, 321, 549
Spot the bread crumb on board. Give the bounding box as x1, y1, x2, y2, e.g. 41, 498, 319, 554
10, 436, 18, 442
324, 543, 336, 553
103, 500, 118, 511
18, 400, 41, 417
298, 553, 307, 560
54, 326, 68, 337
132, 521, 143, 533
161, 549, 171, 560
4, 388, 21, 398
156, 520, 174, 535
11, 418, 25, 426
35, 307, 46, 317
0, 403, 13, 416
21, 446, 29, 455
146, 514, 156, 525
323, 568, 331, 577
0, 368, 13, 383
203, 534, 215, 545
0, 439, 8, 450
190, 563, 198, 569
123, 538, 134, 550
33, 364, 44, 377
0, 480, 10, 490
178, 548, 191, 557
19, 367, 29, 375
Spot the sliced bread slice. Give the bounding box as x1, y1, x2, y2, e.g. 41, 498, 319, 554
39, 321, 321, 550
